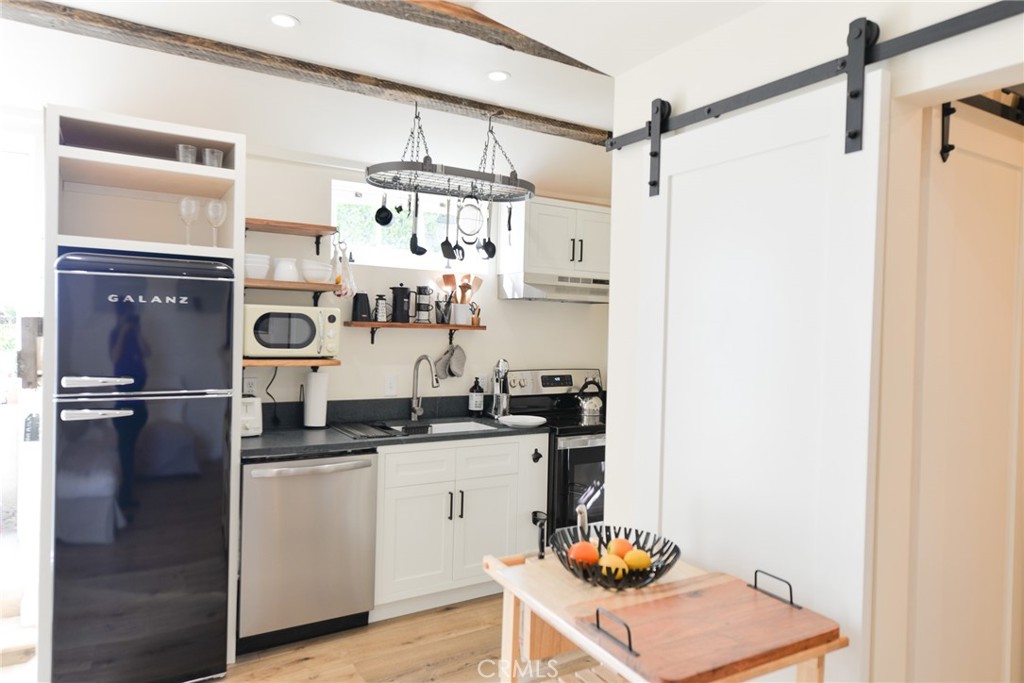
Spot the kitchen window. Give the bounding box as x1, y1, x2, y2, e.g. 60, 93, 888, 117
331, 179, 486, 272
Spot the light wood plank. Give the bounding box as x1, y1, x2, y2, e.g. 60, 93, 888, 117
245, 218, 335, 238
244, 279, 339, 293
501, 590, 522, 683
241, 358, 341, 367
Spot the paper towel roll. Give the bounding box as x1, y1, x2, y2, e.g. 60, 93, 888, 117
302, 371, 328, 428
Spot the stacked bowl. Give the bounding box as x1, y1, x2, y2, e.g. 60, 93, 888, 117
300, 258, 333, 283
244, 253, 270, 280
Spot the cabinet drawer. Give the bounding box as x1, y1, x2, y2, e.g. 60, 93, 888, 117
456, 442, 518, 479
384, 449, 456, 488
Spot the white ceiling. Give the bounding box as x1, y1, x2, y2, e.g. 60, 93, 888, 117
50, 1, 762, 133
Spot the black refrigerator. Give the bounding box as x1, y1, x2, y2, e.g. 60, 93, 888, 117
52, 251, 233, 683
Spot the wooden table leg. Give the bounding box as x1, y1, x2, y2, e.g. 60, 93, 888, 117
500, 589, 522, 683
795, 655, 825, 683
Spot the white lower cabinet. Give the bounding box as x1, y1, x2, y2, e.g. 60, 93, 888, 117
452, 475, 517, 581
375, 434, 547, 605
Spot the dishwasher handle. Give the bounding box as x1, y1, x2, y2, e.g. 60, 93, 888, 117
250, 459, 372, 478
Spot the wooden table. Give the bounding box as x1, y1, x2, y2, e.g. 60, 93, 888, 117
482, 553, 848, 683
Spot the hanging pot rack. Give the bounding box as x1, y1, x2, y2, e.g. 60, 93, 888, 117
365, 105, 535, 202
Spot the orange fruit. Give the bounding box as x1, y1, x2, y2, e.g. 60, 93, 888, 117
598, 554, 628, 580
567, 541, 599, 566
623, 549, 652, 571
606, 538, 634, 558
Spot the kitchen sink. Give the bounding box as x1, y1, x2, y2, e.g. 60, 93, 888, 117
382, 420, 498, 435
426, 421, 498, 434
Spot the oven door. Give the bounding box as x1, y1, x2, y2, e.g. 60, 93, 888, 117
550, 433, 606, 533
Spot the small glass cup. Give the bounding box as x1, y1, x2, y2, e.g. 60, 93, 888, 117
202, 148, 224, 168
175, 144, 197, 163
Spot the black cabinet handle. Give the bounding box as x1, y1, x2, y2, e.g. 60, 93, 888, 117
458, 490, 465, 519
578, 239, 584, 262
447, 491, 453, 520
570, 238, 576, 262
531, 449, 543, 463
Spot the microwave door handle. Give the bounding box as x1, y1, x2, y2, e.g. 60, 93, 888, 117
317, 309, 325, 355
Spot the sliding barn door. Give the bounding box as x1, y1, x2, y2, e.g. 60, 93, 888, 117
656, 71, 889, 681
909, 106, 1024, 682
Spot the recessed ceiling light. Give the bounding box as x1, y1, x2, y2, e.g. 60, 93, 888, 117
270, 14, 300, 28
488, 71, 511, 82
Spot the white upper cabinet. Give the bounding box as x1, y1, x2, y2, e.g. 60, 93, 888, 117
524, 198, 610, 279
47, 106, 245, 258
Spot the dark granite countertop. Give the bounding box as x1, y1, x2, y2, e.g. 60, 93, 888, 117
240, 416, 548, 461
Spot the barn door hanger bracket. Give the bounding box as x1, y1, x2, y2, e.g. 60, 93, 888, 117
844, 18, 880, 153
647, 99, 671, 197
940, 102, 956, 162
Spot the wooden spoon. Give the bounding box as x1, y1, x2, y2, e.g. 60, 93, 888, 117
459, 282, 472, 304
443, 273, 457, 297
471, 276, 483, 301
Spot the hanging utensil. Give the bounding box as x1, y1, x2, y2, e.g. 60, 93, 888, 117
480, 209, 497, 259
457, 196, 484, 245
409, 192, 427, 255
507, 203, 513, 246
440, 198, 457, 261
375, 193, 393, 226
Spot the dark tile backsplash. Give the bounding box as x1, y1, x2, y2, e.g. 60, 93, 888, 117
260, 395, 493, 430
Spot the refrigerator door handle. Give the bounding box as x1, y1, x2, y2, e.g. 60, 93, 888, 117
60, 408, 134, 422
60, 375, 135, 389
250, 460, 372, 478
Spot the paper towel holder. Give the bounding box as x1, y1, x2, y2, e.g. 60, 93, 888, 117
300, 369, 330, 429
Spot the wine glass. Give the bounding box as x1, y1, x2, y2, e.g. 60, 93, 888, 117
178, 196, 199, 245
206, 199, 227, 247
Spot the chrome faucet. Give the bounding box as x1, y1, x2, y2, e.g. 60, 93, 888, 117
411, 354, 440, 421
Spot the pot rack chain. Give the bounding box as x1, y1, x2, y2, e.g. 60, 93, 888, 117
607, 1, 1024, 197
399, 103, 432, 163
477, 115, 519, 179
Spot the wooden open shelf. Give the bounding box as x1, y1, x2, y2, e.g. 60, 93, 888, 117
245, 218, 336, 238
244, 278, 339, 292
344, 321, 486, 345
242, 358, 341, 368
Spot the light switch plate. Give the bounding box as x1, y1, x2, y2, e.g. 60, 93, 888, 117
384, 374, 397, 397
243, 377, 257, 396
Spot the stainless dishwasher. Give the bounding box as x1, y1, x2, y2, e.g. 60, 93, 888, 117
238, 450, 377, 652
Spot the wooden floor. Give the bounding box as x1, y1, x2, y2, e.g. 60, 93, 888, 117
228, 595, 595, 683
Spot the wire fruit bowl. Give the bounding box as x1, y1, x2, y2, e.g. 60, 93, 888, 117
550, 524, 680, 590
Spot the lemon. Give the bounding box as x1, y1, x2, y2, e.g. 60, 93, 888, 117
598, 553, 628, 580
623, 548, 652, 571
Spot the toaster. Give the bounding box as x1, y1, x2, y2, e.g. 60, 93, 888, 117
241, 395, 263, 438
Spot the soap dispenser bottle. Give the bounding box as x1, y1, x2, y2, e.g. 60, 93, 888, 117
468, 377, 484, 417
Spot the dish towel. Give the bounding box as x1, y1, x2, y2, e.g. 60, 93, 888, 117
435, 344, 466, 379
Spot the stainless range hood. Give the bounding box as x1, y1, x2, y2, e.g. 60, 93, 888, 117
498, 272, 609, 303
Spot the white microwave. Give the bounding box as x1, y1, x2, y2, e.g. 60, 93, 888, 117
243, 304, 341, 358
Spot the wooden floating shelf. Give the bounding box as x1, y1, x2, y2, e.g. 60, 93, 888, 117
242, 358, 341, 368
244, 279, 339, 292
344, 321, 486, 345
245, 218, 336, 238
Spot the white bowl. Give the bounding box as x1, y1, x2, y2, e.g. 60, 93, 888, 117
245, 262, 270, 279
272, 257, 301, 282
301, 259, 333, 283
498, 415, 547, 428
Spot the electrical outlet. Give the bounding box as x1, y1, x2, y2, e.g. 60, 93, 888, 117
243, 377, 257, 396
384, 374, 397, 397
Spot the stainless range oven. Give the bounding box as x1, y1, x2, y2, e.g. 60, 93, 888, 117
506, 368, 606, 538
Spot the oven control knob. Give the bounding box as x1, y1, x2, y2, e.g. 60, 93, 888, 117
518, 379, 527, 388
327, 314, 337, 324
531, 449, 543, 463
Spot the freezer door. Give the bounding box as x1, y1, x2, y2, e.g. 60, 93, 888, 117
52, 394, 230, 683
55, 252, 233, 395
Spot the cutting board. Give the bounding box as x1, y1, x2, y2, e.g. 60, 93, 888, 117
566, 572, 840, 683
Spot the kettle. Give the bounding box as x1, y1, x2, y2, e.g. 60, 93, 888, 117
576, 379, 604, 418
240, 396, 263, 438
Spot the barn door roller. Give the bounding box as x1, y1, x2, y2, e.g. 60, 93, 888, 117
610, 2, 1024, 197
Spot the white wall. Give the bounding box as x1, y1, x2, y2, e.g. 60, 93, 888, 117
0, 20, 611, 403
607, 2, 1023, 680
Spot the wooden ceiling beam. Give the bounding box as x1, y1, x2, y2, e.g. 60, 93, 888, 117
334, 0, 604, 75
1, 0, 611, 146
